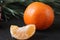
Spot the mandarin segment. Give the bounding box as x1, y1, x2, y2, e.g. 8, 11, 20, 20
10, 24, 36, 40
26, 25, 36, 36
10, 25, 19, 36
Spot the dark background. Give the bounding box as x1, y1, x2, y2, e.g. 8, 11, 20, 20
0, 13, 60, 40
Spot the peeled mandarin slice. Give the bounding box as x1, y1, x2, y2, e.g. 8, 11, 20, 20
10, 24, 36, 40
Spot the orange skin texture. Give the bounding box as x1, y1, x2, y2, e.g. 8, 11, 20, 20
23, 2, 54, 30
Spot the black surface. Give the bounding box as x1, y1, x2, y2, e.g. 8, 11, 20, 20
0, 14, 60, 40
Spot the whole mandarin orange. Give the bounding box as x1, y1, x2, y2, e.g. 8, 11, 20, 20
23, 2, 54, 30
